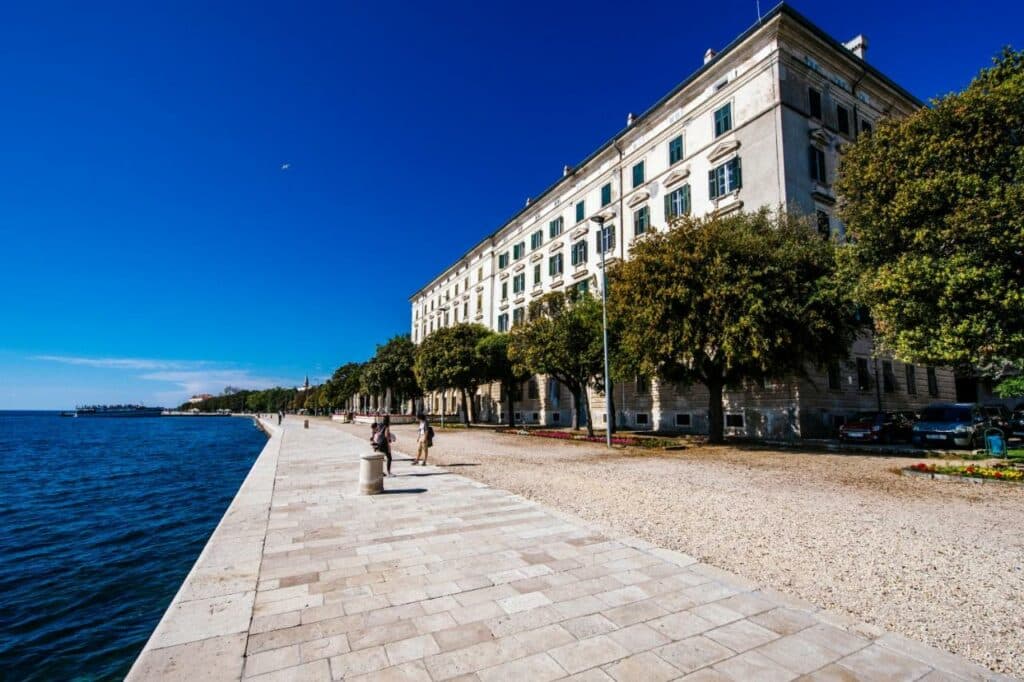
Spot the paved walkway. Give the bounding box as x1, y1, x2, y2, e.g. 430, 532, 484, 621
128, 418, 1009, 681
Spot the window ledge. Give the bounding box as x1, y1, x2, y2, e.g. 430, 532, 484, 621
513, 262, 526, 272
812, 183, 835, 204
707, 139, 741, 163
499, 271, 510, 280
711, 194, 743, 217
572, 267, 590, 280
550, 278, 564, 288
663, 166, 691, 188
513, 296, 525, 305
571, 226, 588, 240
626, 190, 649, 208
547, 240, 563, 253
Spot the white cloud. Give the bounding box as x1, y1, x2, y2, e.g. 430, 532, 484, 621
32, 355, 203, 370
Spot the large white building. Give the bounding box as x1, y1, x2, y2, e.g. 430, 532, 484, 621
409, 4, 955, 438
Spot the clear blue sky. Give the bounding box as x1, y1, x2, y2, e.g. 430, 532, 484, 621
0, 0, 1019, 409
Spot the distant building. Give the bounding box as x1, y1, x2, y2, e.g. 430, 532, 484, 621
408, 4, 955, 437
188, 393, 214, 404
297, 376, 311, 392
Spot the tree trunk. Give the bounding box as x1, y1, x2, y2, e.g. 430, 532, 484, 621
583, 389, 595, 438
460, 388, 470, 425
707, 379, 725, 444
570, 387, 581, 430
505, 383, 515, 428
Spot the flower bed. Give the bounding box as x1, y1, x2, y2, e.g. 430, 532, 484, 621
907, 462, 1023, 482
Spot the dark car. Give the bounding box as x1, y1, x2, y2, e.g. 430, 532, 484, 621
911, 403, 994, 449
1009, 405, 1024, 440
838, 411, 914, 444
982, 404, 1013, 435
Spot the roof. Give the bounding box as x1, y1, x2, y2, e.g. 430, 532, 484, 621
409, 2, 925, 302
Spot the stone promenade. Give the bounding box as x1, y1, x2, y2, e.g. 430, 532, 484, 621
127, 418, 1009, 681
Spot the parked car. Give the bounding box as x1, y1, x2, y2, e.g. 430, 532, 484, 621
982, 404, 1013, 436
838, 411, 914, 444
911, 403, 997, 449
1009, 404, 1024, 440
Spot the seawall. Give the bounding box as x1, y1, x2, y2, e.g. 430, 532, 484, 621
125, 417, 282, 680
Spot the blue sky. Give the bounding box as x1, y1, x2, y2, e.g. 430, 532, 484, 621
0, 1, 1020, 409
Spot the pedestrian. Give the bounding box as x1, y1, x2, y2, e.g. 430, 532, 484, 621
415, 413, 433, 466
378, 414, 393, 476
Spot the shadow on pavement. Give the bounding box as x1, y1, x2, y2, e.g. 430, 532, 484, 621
380, 488, 427, 494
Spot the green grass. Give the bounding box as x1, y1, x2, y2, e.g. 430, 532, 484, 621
1007, 448, 1024, 460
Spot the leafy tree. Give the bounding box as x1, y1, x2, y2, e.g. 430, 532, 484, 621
326, 362, 364, 411
509, 290, 605, 436
476, 331, 531, 428
608, 209, 858, 443
995, 375, 1024, 399
414, 323, 491, 424
836, 48, 1024, 370
362, 335, 420, 411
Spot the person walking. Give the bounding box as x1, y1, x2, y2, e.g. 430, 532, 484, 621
414, 414, 433, 466
377, 414, 393, 477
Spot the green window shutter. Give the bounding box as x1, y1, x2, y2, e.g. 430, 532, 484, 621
733, 157, 742, 189
682, 184, 691, 214
664, 192, 672, 219
576, 201, 584, 222
708, 169, 717, 199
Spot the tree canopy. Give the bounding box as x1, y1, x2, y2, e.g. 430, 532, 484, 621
361, 335, 419, 409
413, 323, 491, 423
476, 331, 531, 428
508, 290, 605, 435
608, 208, 858, 443
836, 48, 1024, 371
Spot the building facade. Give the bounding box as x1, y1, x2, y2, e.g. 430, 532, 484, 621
409, 4, 955, 437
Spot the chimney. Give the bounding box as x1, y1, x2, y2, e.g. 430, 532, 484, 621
844, 34, 867, 60
704, 48, 716, 64
626, 112, 635, 126
563, 165, 571, 176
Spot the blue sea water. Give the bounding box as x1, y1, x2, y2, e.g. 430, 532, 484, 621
0, 411, 267, 681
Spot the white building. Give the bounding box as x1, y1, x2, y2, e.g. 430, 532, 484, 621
409, 4, 955, 437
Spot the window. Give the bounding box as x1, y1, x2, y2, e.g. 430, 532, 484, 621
549, 217, 563, 238
574, 280, 589, 296
463, 302, 468, 318
837, 105, 850, 135
476, 294, 482, 313
501, 281, 508, 300
809, 146, 827, 183
827, 362, 841, 390
856, 358, 871, 391
454, 283, 459, 295
498, 252, 509, 269
635, 376, 649, 395
675, 413, 691, 427
664, 184, 691, 220
549, 253, 563, 277
477, 267, 483, 281
512, 307, 525, 326
906, 365, 917, 395
882, 360, 896, 393
527, 378, 539, 400
551, 412, 561, 423
861, 120, 873, 135
927, 367, 938, 397
575, 200, 585, 223
633, 206, 650, 235
636, 413, 649, 425
708, 158, 742, 199
513, 242, 525, 260
512, 273, 525, 294
497, 313, 509, 332
669, 135, 684, 164
600, 183, 612, 207
816, 210, 831, 238
533, 263, 541, 285
595, 224, 615, 254
725, 413, 744, 428
631, 161, 645, 188
714, 103, 732, 137
571, 240, 588, 266
808, 87, 822, 119
530, 230, 543, 250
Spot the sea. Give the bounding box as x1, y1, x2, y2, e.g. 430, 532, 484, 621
0, 411, 268, 680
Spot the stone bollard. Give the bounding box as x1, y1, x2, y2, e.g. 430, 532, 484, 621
304, 419, 309, 429
359, 454, 385, 495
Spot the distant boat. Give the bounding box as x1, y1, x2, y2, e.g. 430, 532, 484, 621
73, 405, 164, 418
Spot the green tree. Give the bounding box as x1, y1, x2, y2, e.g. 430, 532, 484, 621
476, 331, 531, 428
509, 290, 605, 436
414, 323, 491, 424
362, 335, 420, 412
836, 48, 1024, 370
326, 362, 364, 411
608, 209, 858, 443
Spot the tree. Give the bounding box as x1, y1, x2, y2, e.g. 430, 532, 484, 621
362, 335, 419, 412
608, 208, 858, 444
324, 362, 363, 411
413, 323, 490, 424
477, 331, 531, 428
836, 49, 1024, 370
508, 290, 605, 436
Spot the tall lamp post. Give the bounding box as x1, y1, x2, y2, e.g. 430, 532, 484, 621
589, 214, 613, 448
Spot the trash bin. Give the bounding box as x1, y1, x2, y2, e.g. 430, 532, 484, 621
359, 454, 385, 495
985, 429, 1006, 457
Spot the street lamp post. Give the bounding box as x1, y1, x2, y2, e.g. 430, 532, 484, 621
589, 214, 613, 448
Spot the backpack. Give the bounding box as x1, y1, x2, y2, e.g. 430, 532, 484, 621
371, 425, 385, 450
426, 425, 435, 447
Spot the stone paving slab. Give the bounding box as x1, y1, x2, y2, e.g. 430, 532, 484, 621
129, 419, 1014, 681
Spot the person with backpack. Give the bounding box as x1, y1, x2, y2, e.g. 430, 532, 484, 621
371, 414, 394, 476
415, 414, 434, 466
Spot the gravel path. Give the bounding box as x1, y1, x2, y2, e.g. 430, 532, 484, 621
332, 420, 1024, 676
